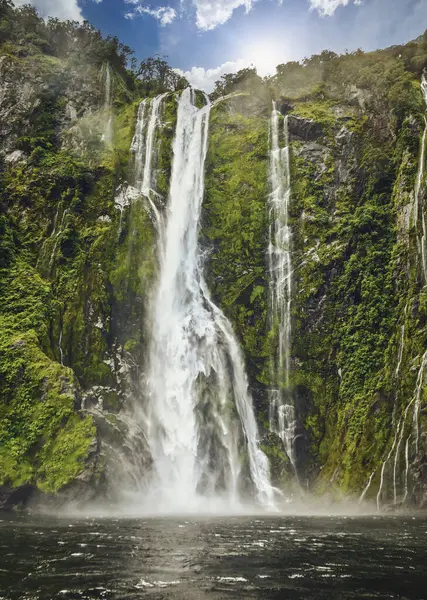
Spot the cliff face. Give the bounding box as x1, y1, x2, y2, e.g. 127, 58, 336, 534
1, 3, 427, 508
204, 42, 427, 506
0, 4, 155, 506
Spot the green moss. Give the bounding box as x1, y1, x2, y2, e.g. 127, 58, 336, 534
203, 106, 270, 388
292, 101, 336, 129
110, 198, 156, 367
2, 6, 427, 503
0, 327, 95, 492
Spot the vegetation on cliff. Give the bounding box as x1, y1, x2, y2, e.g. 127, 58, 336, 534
0, 1, 179, 498
204, 32, 427, 503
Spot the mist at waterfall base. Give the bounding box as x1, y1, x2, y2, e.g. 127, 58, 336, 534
2, 513, 427, 600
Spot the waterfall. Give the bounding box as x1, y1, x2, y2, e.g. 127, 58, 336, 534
130, 100, 147, 187
102, 63, 113, 145
415, 74, 427, 283
141, 88, 275, 512
131, 99, 148, 184
267, 102, 297, 471
140, 93, 168, 198
375, 351, 427, 509
130, 94, 168, 231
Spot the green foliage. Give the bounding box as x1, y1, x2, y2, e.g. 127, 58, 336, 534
211, 67, 265, 99
287, 52, 427, 494
203, 106, 269, 385
292, 101, 336, 128
1, 3, 427, 503
156, 94, 178, 197
110, 199, 156, 366
0, 265, 95, 492
136, 54, 188, 96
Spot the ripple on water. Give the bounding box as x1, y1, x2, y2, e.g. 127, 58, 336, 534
1, 515, 427, 600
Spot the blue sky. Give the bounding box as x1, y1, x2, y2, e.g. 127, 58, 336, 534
13, 0, 427, 90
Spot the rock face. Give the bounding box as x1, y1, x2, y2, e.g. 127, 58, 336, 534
0, 6, 151, 509
1, 5, 427, 509
275, 69, 427, 505
288, 115, 324, 142
203, 40, 427, 506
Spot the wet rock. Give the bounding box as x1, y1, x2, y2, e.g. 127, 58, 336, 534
5, 149, 25, 163
288, 115, 323, 141
0, 485, 34, 510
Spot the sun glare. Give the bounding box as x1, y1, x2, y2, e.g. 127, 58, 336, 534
239, 37, 290, 76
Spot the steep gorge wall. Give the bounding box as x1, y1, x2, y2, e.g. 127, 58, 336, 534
0, 9, 161, 504
203, 44, 427, 506
286, 65, 427, 507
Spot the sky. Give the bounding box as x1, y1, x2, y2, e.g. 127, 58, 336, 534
12, 0, 427, 91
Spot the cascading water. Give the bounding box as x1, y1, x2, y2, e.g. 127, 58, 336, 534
142, 88, 275, 512
268, 102, 297, 472
130, 93, 168, 230
140, 93, 168, 198
102, 63, 113, 145
131, 99, 147, 184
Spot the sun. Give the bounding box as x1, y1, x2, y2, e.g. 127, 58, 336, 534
239, 37, 290, 77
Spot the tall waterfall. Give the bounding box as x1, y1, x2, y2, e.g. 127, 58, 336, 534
102, 63, 113, 145
141, 89, 274, 512
131, 99, 147, 184
268, 102, 297, 471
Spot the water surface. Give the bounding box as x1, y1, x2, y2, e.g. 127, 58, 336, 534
0, 514, 425, 599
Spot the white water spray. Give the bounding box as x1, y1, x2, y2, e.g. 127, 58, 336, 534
268, 102, 296, 471
143, 89, 274, 512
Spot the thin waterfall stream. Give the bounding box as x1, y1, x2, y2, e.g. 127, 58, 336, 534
130, 93, 166, 230
268, 102, 297, 473
102, 63, 113, 145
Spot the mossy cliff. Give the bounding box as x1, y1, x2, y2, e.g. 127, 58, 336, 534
204, 39, 427, 505
0, 2, 174, 505
2, 0, 427, 508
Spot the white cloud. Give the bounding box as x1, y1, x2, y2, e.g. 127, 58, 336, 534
309, 0, 361, 17
125, 1, 177, 25
175, 59, 248, 92
12, 0, 84, 20
193, 0, 254, 30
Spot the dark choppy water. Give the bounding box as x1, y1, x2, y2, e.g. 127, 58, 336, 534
1, 513, 426, 599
